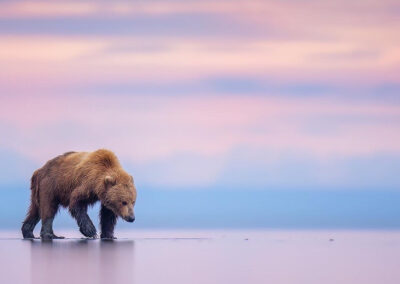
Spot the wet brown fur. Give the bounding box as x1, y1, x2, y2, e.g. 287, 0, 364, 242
21, 149, 137, 239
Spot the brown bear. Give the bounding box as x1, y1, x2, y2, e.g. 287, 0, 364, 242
21, 149, 137, 240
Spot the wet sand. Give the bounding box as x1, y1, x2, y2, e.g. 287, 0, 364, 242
0, 230, 399, 284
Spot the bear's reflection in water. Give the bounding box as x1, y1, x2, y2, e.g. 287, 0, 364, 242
30, 240, 135, 284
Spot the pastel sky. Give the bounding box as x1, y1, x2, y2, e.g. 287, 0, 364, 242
0, 0, 400, 228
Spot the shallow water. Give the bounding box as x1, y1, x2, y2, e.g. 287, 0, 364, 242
0, 230, 399, 284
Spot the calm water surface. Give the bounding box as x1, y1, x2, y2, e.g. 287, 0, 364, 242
0, 230, 399, 284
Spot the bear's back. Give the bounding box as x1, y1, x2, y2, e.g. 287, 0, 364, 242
36, 149, 121, 190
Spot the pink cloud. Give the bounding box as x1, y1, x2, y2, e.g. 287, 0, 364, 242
0, 34, 399, 96
1, 94, 399, 164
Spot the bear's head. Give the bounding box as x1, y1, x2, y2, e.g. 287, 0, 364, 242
102, 174, 137, 222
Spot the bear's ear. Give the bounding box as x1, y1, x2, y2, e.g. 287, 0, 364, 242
104, 175, 116, 186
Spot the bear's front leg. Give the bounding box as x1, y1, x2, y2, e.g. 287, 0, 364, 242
70, 202, 97, 238
100, 204, 117, 239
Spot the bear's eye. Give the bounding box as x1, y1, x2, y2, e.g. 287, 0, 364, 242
122, 201, 127, 206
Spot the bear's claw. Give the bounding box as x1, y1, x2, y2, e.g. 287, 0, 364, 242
40, 233, 65, 240
52, 234, 65, 239
22, 232, 35, 239
100, 234, 116, 240
22, 236, 40, 240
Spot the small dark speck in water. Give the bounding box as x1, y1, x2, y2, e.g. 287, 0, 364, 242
244, 238, 249, 241
329, 239, 334, 242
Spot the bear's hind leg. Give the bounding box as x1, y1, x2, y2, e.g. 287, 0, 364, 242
40, 218, 64, 240
40, 203, 64, 240
22, 202, 40, 239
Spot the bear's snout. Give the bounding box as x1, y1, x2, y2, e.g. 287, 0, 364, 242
125, 215, 135, 223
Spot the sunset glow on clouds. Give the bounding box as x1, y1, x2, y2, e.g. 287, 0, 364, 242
1, 0, 400, 190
